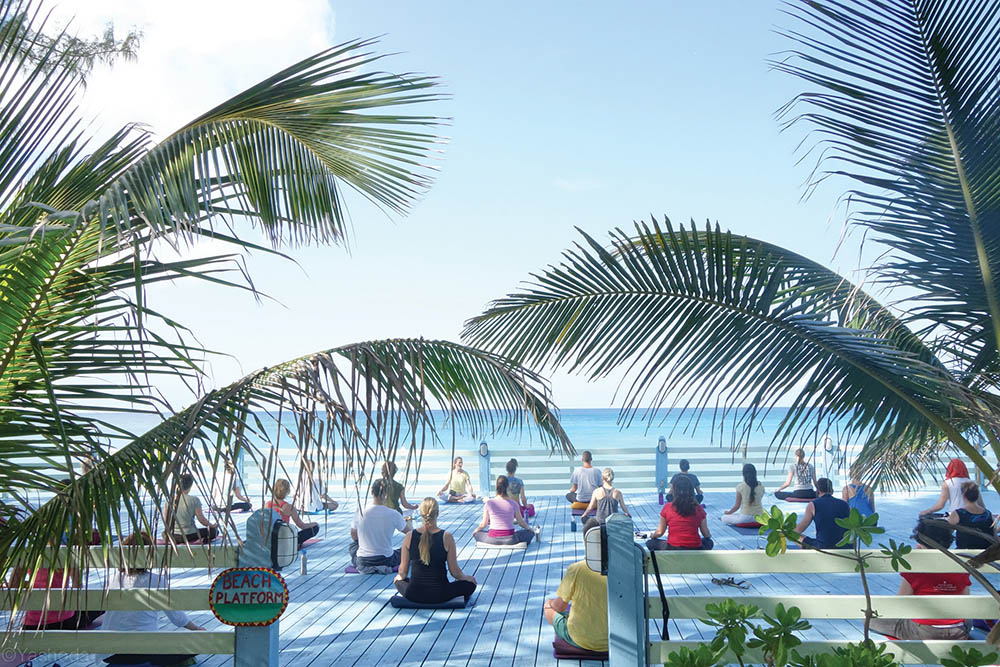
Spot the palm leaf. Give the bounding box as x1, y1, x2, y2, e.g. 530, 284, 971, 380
776, 0, 1000, 381
464, 218, 992, 476
0, 338, 569, 608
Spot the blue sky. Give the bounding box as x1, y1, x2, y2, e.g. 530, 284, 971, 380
67, 1, 866, 410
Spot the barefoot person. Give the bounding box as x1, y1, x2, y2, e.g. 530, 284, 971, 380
774, 448, 817, 500
395, 498, 477, 604
721, 463, 765, 525
266, 478, 319, 548
473, 476, 535, 545
544, 518, 608, 653
566, 451, 602, 510
582, 468, 630, 523
437, 456, 476, 503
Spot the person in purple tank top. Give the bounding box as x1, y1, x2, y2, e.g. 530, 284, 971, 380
473, 476, 535, 545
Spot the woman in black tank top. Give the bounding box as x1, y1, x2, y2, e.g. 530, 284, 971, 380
394, 497, 477, 604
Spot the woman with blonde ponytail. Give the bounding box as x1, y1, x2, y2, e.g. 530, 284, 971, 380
394, 498, 477, 604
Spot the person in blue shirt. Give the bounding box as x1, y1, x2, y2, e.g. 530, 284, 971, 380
842, 471, 875, 518
795, 477, 850, 549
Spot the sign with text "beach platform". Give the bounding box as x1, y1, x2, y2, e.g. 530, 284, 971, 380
209, 567, 288, 626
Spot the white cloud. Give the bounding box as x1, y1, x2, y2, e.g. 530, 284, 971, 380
50, 0, 336, 142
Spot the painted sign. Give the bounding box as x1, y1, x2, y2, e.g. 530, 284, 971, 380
209, 567, 288, 626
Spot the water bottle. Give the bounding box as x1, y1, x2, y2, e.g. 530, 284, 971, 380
299, 550, 307, 576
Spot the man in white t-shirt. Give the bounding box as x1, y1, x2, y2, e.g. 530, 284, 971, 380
350, 479, 411, 573
566, 451, 603, 510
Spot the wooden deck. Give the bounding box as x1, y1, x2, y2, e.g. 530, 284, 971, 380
34, 490, 1000, 666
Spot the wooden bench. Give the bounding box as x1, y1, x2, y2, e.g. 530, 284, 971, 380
603, 515, 997, 666
0, 544, 282, 665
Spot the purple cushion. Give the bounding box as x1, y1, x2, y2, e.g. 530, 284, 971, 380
571, 509, 585, 516
552, 638, 608, 659
344, 565, 359, 574
785, 496, 812, 503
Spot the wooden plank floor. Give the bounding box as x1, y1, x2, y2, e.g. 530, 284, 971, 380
28, 490, 1000, 666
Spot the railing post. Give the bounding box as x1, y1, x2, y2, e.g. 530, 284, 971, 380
235, 518, 281, 666
822, 435, 837, 487
655, 436, 668, 505
478, 440, 490, 497
606, 514, 646, 667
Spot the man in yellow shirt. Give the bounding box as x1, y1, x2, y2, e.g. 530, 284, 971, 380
543, 518, 609, 652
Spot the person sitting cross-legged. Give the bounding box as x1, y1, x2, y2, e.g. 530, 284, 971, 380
98, 532, 206, 666
774, 448, 817, 500
437, 456, 477, 503
544, 518, 608, 653
582, 468, 630, 523
646, 476, 713, 551
504, 458, 535, 518
168, 473, 218, 544
870, 518, 971, 641
721, 463, 765, 525
947, 482, 995, 550
350, 478, 411, 572
665, 459, 703, 504
383, 460, 418, 513
795, 477, 850, 550
266, 478, 319, 548
394, 497, 477, 604
472, 475, 535, 545
566, 450, 602, 510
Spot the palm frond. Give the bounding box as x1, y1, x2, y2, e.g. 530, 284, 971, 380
464, 218, 987, 471
776, 0, 1000, 380
0, 338, 569, 604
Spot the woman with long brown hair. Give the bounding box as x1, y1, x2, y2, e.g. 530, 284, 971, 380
394, 497, 477, 604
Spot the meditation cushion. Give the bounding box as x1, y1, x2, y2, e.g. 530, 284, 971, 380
300, 537, 322, 548
784, 496, 813, 503
389, 594, 467, 609
344, 565, 359, 574
570, 508, 585, 517
552, 638, 608, 660
344, 564, 394, 574
474, 540, 529, 550
732, 521, 763, 528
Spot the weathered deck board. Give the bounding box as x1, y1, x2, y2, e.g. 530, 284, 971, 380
16, 489, 1000, 667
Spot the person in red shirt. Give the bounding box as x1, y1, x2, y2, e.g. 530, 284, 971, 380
646, 476, 713, 550
870, 518, 970, 640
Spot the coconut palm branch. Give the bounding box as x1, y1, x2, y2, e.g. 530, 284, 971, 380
464, 219, 997, 485
0, 338, 569, 606
774, 0, 1000, 383
0, 0, 446, 522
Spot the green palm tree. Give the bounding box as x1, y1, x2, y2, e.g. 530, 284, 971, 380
0, 1, 570, 594
464, 0, 1000, 490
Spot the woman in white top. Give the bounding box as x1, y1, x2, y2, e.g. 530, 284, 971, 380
920, 458, 982, 515
722, 463, 766, 525
97, 532, 205, 666
774, 448, 817, 500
